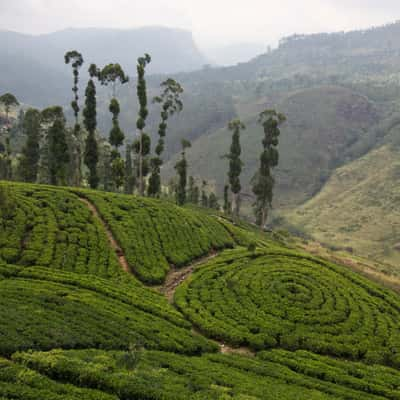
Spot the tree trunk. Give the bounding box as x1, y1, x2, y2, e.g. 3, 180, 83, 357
232, 192, 241, 218
260, 207, 268, 231
231, 192, 237, 216
139, 132, 143, 196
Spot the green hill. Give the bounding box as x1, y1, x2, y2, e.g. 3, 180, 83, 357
1, 181, 400, 398
281, 143, 400, 270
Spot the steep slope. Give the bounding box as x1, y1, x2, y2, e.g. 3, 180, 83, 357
282, 144, 400, 269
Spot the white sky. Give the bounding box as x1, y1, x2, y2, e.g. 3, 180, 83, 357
0, 0, 400, 48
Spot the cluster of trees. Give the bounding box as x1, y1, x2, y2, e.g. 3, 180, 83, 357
223, 110, 286, 228
0, 93, 19, 180
0, 50, 221, 208
0, 49, 286, 227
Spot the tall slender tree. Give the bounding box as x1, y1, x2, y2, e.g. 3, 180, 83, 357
99, 63, 129, 190
188, 176, 196, 203
0, 93, 19, 123
201, 180, 208, 208
175, 139, 191, 206
19, 108, 41, 182
99, 63, 128, 152
252, 109, 286, 229
83, 64, 99, 189
125, 143, 135, 194
135, 54, 151, 196
193, 186, 200, 205
223, 184, 230, 214
208, 192, 219, 210
64, 51, 84, 185
149, 78, 184, 197
227, 119, 245, 217
41, 106, 70, 186
0, 93, 19, 180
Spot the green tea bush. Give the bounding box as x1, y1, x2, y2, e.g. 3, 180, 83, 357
176, 248, 400, 367
0, 183, 121, 279
0, 266, 216, 356
77, 190, 235, 284
0, 357, 116, 399
14, 348, 400, 400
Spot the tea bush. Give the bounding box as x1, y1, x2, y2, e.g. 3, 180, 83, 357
0, 357, 116, 399
0, 265, 216, 356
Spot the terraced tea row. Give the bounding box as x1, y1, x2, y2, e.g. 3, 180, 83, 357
0, 357, 116, 400
175, 248, 400, 367
13, 348, 400, 399
0, 263, 216, 356
77, 190, 235, 283
0, 183, 122, 279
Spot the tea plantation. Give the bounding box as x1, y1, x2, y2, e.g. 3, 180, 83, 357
176, 248, 400, 366
76, 189, 235, 283
1, 181, 400, 399
0, 263, 215, 356
11, 349, 400, 399
0, 183, 122, 278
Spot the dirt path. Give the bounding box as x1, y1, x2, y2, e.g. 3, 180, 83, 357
159, 252, 218, 302
78, 201, 255, 356
159, 252, 256, 357
79, 197, 131, 274
220, 343, 255, 356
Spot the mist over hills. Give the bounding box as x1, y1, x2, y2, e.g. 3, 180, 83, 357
0, 26, 207, 106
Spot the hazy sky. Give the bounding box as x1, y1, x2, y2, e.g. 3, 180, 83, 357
1, 0, 400, 49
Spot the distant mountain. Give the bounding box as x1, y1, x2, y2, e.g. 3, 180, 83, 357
0, 27, 207, 106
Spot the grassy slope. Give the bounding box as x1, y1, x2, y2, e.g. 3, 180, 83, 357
282, 144, 400, 270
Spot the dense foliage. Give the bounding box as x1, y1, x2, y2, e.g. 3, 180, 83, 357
227, 119, 245, 216
176, 248, 400, 367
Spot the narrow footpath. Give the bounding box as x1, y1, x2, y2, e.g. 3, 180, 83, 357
79, 195, 254, 356
79, 197, 131, 274
159, 252, 218, 303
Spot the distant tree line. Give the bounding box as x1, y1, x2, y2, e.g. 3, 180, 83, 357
0, 50, 286, 228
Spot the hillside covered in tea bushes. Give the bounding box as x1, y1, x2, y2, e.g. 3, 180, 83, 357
1, 181, 400, 399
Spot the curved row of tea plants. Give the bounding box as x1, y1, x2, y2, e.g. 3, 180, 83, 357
13, 348, 400, 400
0, 263, 216, 356
175, 248, 400, 367
0, 182, 122, 279
77, 190, 235, 284
0, 357, 116, 400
